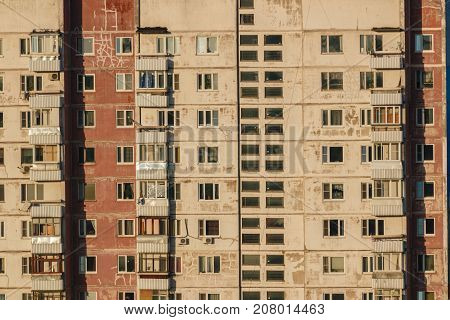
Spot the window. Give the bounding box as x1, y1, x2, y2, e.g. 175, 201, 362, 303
21, 148, 33, 164
156, 36, 180, 55
78, 147, 95, 164
242, 181, 260, 192
0, 76, 3, 92
242, 218, 260, 228
265, 124, 283, 135
362, 292, 374, 300
197, 73, 218, 91
323, 220, 344, 237
76, 37, 94, 55
198, 220, 220, 237
199, 293, 220, 300
79, 219, 96, 237
240, 35, 258, 46
139, 181, 166, 199
32, 109, 51, 127
362, 256, 374, 273
373, 106, 401, 125
322, 146, 343, 163
242, 160, 259, 171
264, 50, 282, 61
416, 108, 434, 126
116, 73, 133, 91
323, 257, 345, 273
362, 219, 385, 236
79, 292, 97, 300
22, 293, 32, 300
139, 144, 166, 162
0, 221, 4, 238
360, 109, 371, 126
0, 258, 4, 274
30, 34, 58, 54
374, 180, 402, 198
322, 109, 342, 127
34, 145, 58, 162
417, 218, 435, 236
241, 108, 259, 119
20, 75, 42, 92
78, 182, 96, 201
198, 147, 218, 164
139, 253, 168, 273
361, 146, 372, 163
117, 146, 134, 164
0, 38, 2, 56
266, 255, 284, 266
196, 36, 217, 54
417, 291, 435, 300
266, 145, 283, 155
242, 270, 260, 281
266, 181, 283, 192
324, 293, 345, 300
118, 255, 135, 273
199, 256, 220, 273
21, 111, 31, 128
118, 219, 135, 236
139, 71, 166, 89
77, 74, 95, 92
240, 71, 258, 82
21, 184, 44, 202
243, 292, 260, 300
266, 218, 284, 229
265, 87, 283, 98
22, 257, 32, 274
32, 218, 61, 236
242, 234, 260, 244
360, 34, 383, 53
0, 148, 3, 165
240, 50, 258, 61
361, 182, 373, 200
198, 110, 219, 127
416, 181, 435, 199
321, 35, 343, 53
21, 221, 32, 238
240, 14, 254, 25
158, 110, 180, 127
240, 0, 254, 8
375, 253, 402, 272
198, 183, 219, 200
416, 144, 434, 162
20, 38, 30, 55
266, 234, 284, 244
241, 145, 259, 155
79, 256, 97, 274
360, 72, 383, 89
323, 183, 344, 200
242, 255, 260, 266
415, 34, 433, 52
115, 37, 132, 55
170, 256, 182, 273
417, 254, 434, 272
169, 183, 181, 201
266, 270, 284, 281
266, 160, 283, 171
264, 35, 282, 46
266, 197, 284, 208
321, 72, 343, 90
169, 73, 180, 91
416, 70, 433, 89
117, 182, 134, 200
241, 87, 258, 98
374, 143, 400, 161
0, 185, 3, 202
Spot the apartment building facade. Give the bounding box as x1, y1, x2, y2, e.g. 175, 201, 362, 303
0, 0, 447, 300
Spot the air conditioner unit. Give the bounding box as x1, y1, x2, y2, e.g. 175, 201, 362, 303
18, 165, 31, 174
179, 238, 189, 245
204, 237, 215, 245
49, 73, 59, 81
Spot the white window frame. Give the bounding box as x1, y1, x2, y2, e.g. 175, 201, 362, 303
416, 108, 434, 126
361, 182, 373, 200
323, 219, 345, 237
323, 256, 345, 274
198, 110, 219, 128
196, 36, 218, 55
79, 291, 97, 300
117, 146, 134, 164
156, 36, 181, 55
115, 37, 133, 55
416, 181, 435, 199
415, 34, 433, 52
118, 219, 135, 237
0, 74, 3, 93
0, 221, 4, 238
117, 182, 134, 201
321, 146, 344, 164
197, 73, 218, 91
116, 73, 133, 91
116, 110, 134, 128
198, 146, 219, 164
360, 108, 371, 126
118, 255, 135, 274
416, 70, 434, 89
361, 145, 372, 163
362, 219, 385, 237
198, 256, 220, 274
118, 292, 135, 300
76, 37, 94, 56
417, 254, 435, 273
322, 183, 344, 200
198, 183, 219, 201
78, 219, 97, 238
77, 74, 95, 92
77, 110, 95, 128
79, 256, 97, 274
374, 143, 401, 161
320, 35, 343, 54
415, 144, 434, 163
362, 256, 374, 273
321, 109, 343, 127
417, 218, 435, 237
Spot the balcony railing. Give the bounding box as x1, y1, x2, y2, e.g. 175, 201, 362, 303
371, 130, 403, 143
138, 278, 170, 290
137, 235, 169, 253
372, 274, 405, 289
136, 162, 167, 180
31, 277, 64, 291
31, 236, 63, 254
31, 204, 64, 218
30, 94, 63, 109
136, 57, 167, 71
136, 131, 167, 144
30, 163, 63, 182
29, 127, 62, 145
136, 93, 169, 107
137, 199, 170, 217
372, 198, 404, 216
370, 55, 404, 69
371, 161, 403, 179
30, 57, 62, 72
373, 239, 405, 253
370, 90, 403, 106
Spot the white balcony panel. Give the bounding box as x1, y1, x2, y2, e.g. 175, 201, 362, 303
30, 57, 61, 72
371, 130, 403, 143
31, 204, 64, 218
136, 57, 167, 71
29, 127, 62, 145
32, 277, 64, 291
373, 239, 404, 253
372, 198, 404, 216
370, 55, 404, 69
30, 164, 63, 182
136, 163, 167, 180
138, 278, 169, 290
372, 277, 404, 289
137, 131, 167, 144
371, 91, 403, 105
32, 236, 63, 254
136, 93, 168, 107
30, 95, 63, 109
371, 161, 403, 179
137, 236, 169, 253
137, 199, 169, 217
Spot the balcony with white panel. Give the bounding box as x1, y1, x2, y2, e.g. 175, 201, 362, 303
136, 94, 169, 107
371, 130, 403, 143
138, 278, 170, 290
371, 90, 403, 105
30, 56, 62, 72
136, 57, 168, 71
137, 235, 169, 253
372, 274, 405, 289
373, 238, 405, 253
32, 276, 64, 291
371, 161, 403, 179
372, 198, 404, 216
370, 55, 404, 69
30, 163, 63, 182
31, 204, 64, 218
30, 94, 63, 109
29, 127, 62, 145
136, 131, 167, 144
137, 199, 170, 217
31, 236, 63, 254
136, 162, 167, 180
